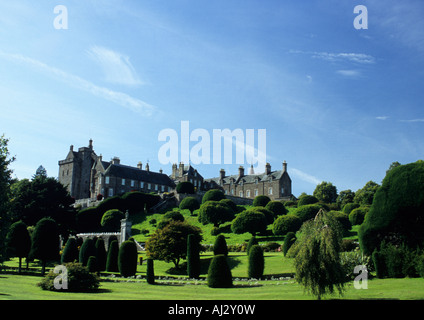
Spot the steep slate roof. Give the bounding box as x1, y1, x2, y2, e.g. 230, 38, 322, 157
205, 169, 290, 186
104, 163, 175, 187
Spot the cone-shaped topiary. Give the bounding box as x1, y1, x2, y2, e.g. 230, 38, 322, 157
87, 256, 98, 273
61, 237, 79, 264
207, 254, 233, 288
106, 240, 119, 272
146, 258, 155, 284
95, 238, 107, 272
246, 236, 258, 256
118, 240, 138, 277
248, 245, 264, 279
79, 238, 96, 267
213, 234, 228, 256
187, 234, 200, 279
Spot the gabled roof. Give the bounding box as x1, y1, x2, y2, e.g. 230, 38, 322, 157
104, 163, 175, 187
205, 169, 290, 186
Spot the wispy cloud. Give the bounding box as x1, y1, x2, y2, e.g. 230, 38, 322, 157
0, 51, 155, 117
376, 116, 389, 120
336, 69, 361, 78
87, 46, 143, 86
291, 167, 322, 186
290, 50, 376, 64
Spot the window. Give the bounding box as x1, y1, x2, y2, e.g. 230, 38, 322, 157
268, 187, 273, 195
231, 189, 234, 195
140, 182, 144, 188
148, 183, 151, 189
122, 179, 126, 186
225, 190, 228, 195
281, 187, 286, 195
161, 185, 165, 192
155, 184, 158, 191
239, 191, 243, 197
108, 188, 114, 197
99, 176, 102, 184
131, 180, 135, 187
254, 189, 258, 197
246, 190, 251, 198
105, 176, 110, 184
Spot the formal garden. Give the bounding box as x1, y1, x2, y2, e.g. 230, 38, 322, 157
1, 136, 424, 301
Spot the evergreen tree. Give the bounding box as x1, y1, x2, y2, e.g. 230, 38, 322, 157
95, 238, 107, 271
207, 254, 233, 288
246, 236, 258, 256
213, 234, 228, 256
187, 234, 200, 279
29, 217, 60, 276
106, 240, 119, 272
87, 256, 98, 273
79, 238, 96, 267
6, 220, 31, 273
248, 245, 264, 279
146, 258, 155, 284
118, 240, 138, 277
61, 237, 79, 264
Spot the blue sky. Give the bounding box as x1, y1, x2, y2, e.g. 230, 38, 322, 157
1, 0, 424, 196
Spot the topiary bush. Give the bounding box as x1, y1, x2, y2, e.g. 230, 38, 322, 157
95, 238, 107, 272
118, 240, 138, 277
282, 232, 297, 257
106, 240, 119, 272
248, 245, 264, 279
101, 209, 125, 232
146, 258, 155, 284
272, 214, 302, 236
246, 236, 258, 256
294, 204, 322, 222
79, 238, 96, 267
187, 234, 200, 279
328, 211, 352, 235
342, 202, 360, 215
202, 189, 226, 203
253, 195, 271, 207
207, 254, 233, 288
37, 262, 100, 292
198, 201, 234, 228
61, 237, 79, 264
179, 197, 200, 215
297, 195, 319, 206
349, 207, 368, 225
87, 256, 98, 273
231, 209, 267, 236
265, 200, 288, 216
176, 181, 195, 194
213, 234, 228, 256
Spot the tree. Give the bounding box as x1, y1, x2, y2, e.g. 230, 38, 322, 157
297, 195, 319, 206
79, 238, 96, 267
313, 181, 338, 204
145, 220, 202, 268
33, 165, 47, 179
118, 240, 138, 277
265, 201, 287, 217
29, 217, 60, 276
176, 181, 195, 194
106, 240, 119, 272
231, 209, 267, 236
61, 237, 79, 264
213, 234, 228, 256
207, 255, 233, 288
272, 214, 302, 236
293, 209, 346, 300
282, 232, 296, 257
146, 258, 155, 284
198, 201, 234, 228
95, 238, 107, 272
101, 209, 125, 232
246, 236, 258, 256
248, 245, 264, 279
187, 234, 200, 279
359, 161, 424, 255
202, 189, 225, 203
253, 195, 271, 207
354, 181, 380, 206
336, 190, 355, 208
0, 135, 15, 264
6, 220, 31, 273
179, 197, 200, 215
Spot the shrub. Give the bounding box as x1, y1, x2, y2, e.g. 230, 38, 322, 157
294, 204, 322, 222
61, 237, 79, 264
198, 201, 234, 228
118, 240, 138, 277
246, 236, 258, 256
202, 189, 225, 203
207, 255, 233, 288
265, 201, 288, 216
248, 245, 264, 279
97, 196, 124, 216
179, 197, 200, 215
253, 195, 271, 207
6, 220, 31, 273
37, 262, 100, 292
101, 209, 125, 232
297, 195, 319, 206
231, 209, 267, 236
251, 206, 275, 225
95, 238, 107, 271
272, 214, 302, 236
106, 240, 119, 272
342, 203, 360, 215
213, 234, 228, 256
349, 207, 368, 226
187, 234, 201, 279
121, 191, 147, 215
79, 238, 96, 267
146, 258, 155, 284
328, 211, 352, 235
76, 207, 102, 233
163, 210, 185, 222
219, 199, 238, 213
282, 232, 296, 256
87, 256, 98, 273
176, 181, 195, 194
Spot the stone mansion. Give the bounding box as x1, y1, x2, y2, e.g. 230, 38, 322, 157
58, 140, 293, 202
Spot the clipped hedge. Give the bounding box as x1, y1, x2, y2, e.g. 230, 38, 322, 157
253, 195, 271, 207
248, 245, 264, 279
207, 254, 233, 288
118, 240, 138, 278
272, 214, 302, 236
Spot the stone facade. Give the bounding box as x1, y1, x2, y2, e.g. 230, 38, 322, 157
171, 162, 204, 190
204, 162, 292, 201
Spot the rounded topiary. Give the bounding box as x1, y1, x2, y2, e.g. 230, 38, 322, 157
294, 204, 322, 222
118, 240, 138, 277
282, 232, 297, 256
213, 234, 228, 256
202, 189, 225, 204
219, 199, 238, 213
198, 201, 234, 228
231, 209, 267, 236
79, 238, 96, 267
106, 240, 119, 272
248, 245, 264, 279
253, 195, 271, 207
207, 254, 233, 288
272, 214, 302, 236
176, 181, 195, 194
61, 237, 79, 264
297, 195, 319, 206
359, 161, 424, 255
179, 197, 200, 215
101, 209, 125, 232
146, 258, 155, 284
342, 202, 360, 215
349, 207, 368, 225
328, 211, 352, 235
265, 201, 288, 216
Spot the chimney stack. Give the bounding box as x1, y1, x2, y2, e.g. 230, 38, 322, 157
146, 163, 150, 172
89, 139, 93, 150
220, 168, 226, 180
283, 161, 287, 173
265, 163, 271, 175
137, 162, 143, 170
111, 157, 120, 165
238, 166, 245, 177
